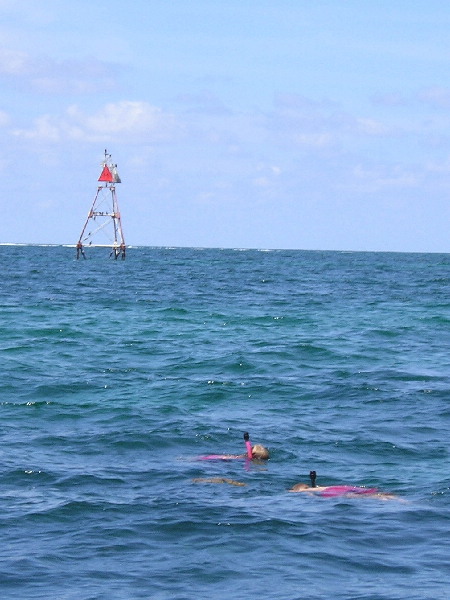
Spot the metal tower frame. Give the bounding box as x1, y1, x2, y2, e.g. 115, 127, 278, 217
76, 150, 126, 259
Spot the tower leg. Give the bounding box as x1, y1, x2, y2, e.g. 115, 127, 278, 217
76, 242, 86, 259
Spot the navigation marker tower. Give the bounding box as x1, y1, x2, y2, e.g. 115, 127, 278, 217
76, 150, 126, 259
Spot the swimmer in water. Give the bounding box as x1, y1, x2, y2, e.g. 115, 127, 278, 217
199, 444, 270, 461
198, 433, 269, 461
289, 471, 399, 500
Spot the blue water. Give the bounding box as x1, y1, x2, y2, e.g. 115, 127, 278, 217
0, 245, 449, 600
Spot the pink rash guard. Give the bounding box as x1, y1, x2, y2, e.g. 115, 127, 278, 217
319, 485, 378, 497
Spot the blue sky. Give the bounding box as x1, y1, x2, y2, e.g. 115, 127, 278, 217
1, 1, 450, 251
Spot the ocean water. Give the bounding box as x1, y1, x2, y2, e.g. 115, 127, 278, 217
0, 245, 449, 600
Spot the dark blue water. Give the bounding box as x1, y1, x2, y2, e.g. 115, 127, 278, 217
0, 245, 449, 599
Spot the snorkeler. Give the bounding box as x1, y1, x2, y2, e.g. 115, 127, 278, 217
289, 471, 399, 500
198, 432, 269, 461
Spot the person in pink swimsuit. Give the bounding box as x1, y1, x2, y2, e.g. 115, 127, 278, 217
198, 432, 269, 461
289, 471, 398, 500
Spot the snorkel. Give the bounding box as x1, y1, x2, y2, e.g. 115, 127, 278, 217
243, 432, 253, 459
309, 470, 317, 488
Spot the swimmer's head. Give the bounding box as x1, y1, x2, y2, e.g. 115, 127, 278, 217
289, 483, 309, 492
251, 444, 269, 460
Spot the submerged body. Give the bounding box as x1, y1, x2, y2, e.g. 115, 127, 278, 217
192, 477, 247, 486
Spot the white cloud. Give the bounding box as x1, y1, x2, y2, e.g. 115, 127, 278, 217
12, 101, 180, 143
418, 86, 450, 109
0, 1, 56, 24
372, 92, 409, 107
13, 114, 60, 141
251, 163, 282, 189
0, 47, 120, 94
356, 118, 390, 136
291, 132, 334, 147
348, 164, 419, 193
0, 108, 10, 126
424, 156, 450, 174
265, 93, 392, 150
0, 48, 29, 75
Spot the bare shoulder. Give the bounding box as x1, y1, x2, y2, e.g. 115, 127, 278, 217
289, 483, 327, 493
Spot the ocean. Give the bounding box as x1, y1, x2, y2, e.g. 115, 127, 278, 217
0, 245, 449, 600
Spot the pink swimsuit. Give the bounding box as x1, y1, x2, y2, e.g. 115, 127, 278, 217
319, 485, 378, 497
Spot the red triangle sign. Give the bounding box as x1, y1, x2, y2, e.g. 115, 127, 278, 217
98, 165, 114, 182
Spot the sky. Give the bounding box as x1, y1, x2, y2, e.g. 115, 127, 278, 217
1, 0, 450, 252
